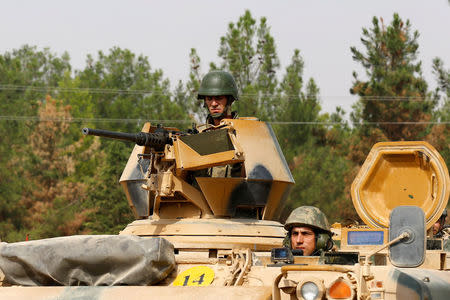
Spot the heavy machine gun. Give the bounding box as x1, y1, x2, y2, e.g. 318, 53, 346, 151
82, 127, 177, 151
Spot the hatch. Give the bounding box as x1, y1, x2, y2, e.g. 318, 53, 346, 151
351, 141, 449, 229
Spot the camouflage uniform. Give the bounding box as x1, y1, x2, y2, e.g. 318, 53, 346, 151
197, 70, 242, 179
204, 111, 241, 178
283, 206, 333, 255
433, 209, 449, 251
205, 111, 238, 126
439, 227, 450, 252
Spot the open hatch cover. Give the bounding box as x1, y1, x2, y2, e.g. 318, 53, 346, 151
351, 141, 449, 229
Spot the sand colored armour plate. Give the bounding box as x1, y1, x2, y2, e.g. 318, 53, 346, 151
351, 141, 449, 229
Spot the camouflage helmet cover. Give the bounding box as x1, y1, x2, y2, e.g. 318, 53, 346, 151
284, 206, 331, 233
197, 70, 238, 101
439, 208, 448, 222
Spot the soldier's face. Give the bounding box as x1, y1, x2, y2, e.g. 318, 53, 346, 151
291, 226, 316, 256
432, 221, 442, 235
205, 96, 227, 115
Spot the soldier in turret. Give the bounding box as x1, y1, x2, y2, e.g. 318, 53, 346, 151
431, 208, 450, 251
197, 70, 238, 126
283, 206, 333, 256
432, 209, 449, 238
196, 70, 242, 178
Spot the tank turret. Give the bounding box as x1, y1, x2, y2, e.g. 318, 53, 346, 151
115, 119, 294, 250
116, 119, 294, 220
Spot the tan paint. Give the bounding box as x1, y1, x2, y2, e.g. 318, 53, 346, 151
171, 175, 213, 217
222, 119, 293, 182
196, 177, 243, 216
351, 141, 449, 229
174, 141, 240, 171
120, 218, 285, 237
262, 181, 293, 220
340, 227, 388, 252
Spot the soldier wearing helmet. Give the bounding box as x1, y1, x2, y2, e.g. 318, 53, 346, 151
283, 206, 333, 256
197, 70, 238, 126
433, 208, 449, 238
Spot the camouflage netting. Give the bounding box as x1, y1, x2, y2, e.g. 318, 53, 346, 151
0, 235, 175, 286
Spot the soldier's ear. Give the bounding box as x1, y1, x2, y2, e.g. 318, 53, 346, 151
316, 233, 333, 251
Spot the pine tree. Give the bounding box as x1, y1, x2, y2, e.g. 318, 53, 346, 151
427, 58, 450, 165
350, 13, 433, 162
184, 48, 206, 121
277, 49, 321, 158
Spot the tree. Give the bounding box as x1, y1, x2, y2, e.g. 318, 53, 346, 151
182, 48, 207, 122
218, 10, 279, 120
0, 45, 71, 118
431, 57, 449, 122
7, 96, 95, 241
427, 58, 450, 165
350, 13, 433, 160
276, 49, 321, 159
0, 46, 71, 241
76, 47, 189, 131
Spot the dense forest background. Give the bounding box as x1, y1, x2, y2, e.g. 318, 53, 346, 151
0, 11, 448, 242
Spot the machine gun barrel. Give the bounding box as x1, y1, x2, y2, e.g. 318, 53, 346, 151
82, 127, 171, 151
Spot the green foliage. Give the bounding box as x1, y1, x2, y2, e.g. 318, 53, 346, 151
432, 58, 450, 120
276, 50, 322, 159
183, 48, 206, 121
0, 46, 71, 241
350, 13, 432, 144
76, 47, 189, 130
0, 46, 191, 241
81, 140, 134, 234
283, 137, 354, 224
428, 57, 450, 166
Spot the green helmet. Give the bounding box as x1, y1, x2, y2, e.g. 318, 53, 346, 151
197, 70, 238, 101
284, 206, 331, 234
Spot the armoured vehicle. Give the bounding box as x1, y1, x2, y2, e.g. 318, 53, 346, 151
0, 118, 449, 299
